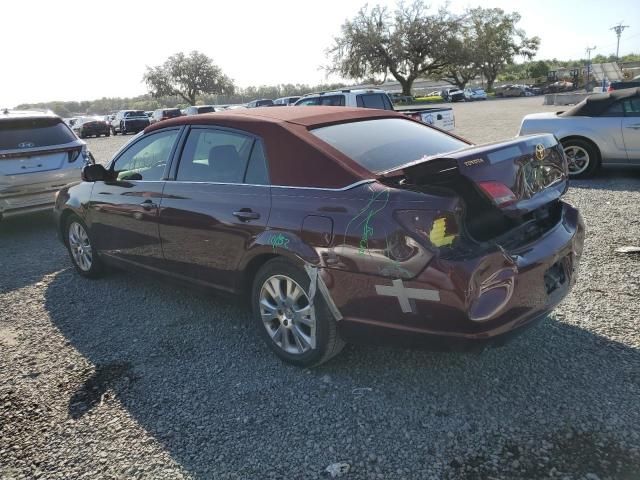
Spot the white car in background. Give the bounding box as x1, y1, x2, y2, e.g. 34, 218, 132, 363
464, 87, 488, 101
519, 88, 640, 177
0, 110, 92, 220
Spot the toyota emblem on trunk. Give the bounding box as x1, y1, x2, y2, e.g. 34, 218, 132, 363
535, 143, 546, 161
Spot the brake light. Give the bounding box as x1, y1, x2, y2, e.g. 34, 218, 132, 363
68, 148, 81, 163
478, 181, 517, 207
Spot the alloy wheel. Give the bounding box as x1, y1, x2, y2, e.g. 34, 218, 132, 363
259, 275, 316, 355
68, 221, 93, 272
564, 145, 590, 175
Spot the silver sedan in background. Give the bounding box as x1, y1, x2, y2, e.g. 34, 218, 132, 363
519, 87, 640, 177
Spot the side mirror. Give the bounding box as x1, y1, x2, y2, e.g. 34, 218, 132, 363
82, 164, 108, 182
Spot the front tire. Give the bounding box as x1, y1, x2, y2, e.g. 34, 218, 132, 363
65, 216, 104, 278
120, 122, 127, 135
252, 259, 345, 367
562, 139, 600, 178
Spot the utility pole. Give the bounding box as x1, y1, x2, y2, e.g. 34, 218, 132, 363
610, 23, 630, 61
585, 45, 597, 85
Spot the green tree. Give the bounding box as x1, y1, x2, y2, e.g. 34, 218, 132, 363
328, 1, 460, 95
437, 30, 479, 89
529, 60, 550, 79
143, 51, 235, 106
469, 7, 539, 92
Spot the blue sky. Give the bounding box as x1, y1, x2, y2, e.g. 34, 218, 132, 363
1, 0, 639, 106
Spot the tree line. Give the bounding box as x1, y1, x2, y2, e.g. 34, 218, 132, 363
16, 1, 640, 117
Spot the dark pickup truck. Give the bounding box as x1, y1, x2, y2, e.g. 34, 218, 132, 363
110, 110, 150, 135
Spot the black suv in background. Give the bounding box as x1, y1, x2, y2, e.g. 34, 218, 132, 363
150, 108, 182, 124
246, 99, 274, 108
110, 110, 150, 135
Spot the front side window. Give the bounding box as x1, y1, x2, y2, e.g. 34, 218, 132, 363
601, 101, 624, 117
176, 128, 255, 183
318, 95, 345, 106
113, 129, 179, 181
623, 98, 640, 116
311, 118, 467, 174
296, 97, 320, 106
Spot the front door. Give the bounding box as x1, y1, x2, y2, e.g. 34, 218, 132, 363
89, 128, 182, 268
621, 96, 640, 163
159, 126, 271, 291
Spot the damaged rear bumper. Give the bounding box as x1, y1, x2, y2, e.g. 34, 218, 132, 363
323, 202, 585, 349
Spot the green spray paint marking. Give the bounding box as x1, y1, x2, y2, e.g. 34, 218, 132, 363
270, 233, 290, 251
343, 187, 390, 255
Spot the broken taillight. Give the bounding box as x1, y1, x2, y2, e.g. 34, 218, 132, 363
477, 181, 517, 207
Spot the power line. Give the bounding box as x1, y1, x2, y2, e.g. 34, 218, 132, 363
610, 22, 630, 61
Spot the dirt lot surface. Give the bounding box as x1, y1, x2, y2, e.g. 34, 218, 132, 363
1, 97, 639, 479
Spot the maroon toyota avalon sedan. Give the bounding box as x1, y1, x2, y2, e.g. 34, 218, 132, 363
54, 106, 584, 366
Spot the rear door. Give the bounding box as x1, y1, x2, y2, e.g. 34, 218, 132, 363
158, 126, 271, 291
88, 128, 182, 267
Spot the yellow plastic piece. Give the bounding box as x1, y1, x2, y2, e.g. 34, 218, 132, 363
429, 218, 456, 247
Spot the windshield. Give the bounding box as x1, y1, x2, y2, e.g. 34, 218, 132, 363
311, 118, 467, 173
0, 118, 76, 150
125, 111, 146, 117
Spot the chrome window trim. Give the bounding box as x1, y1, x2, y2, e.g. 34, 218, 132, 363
164, 178, 376, 191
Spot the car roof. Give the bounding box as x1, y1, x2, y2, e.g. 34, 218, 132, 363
301, 88, 387, 98
0, 109, 59, 122
147, 105, 401, 130
146, 106, 406, 189
562, 87, 640, 116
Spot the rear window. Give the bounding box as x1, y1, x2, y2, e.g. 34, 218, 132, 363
125, 111, 145, 117
311, 118, 467, 173
164, 109, 182, 117
0, 118, 76, 150
197, 106, 215, 114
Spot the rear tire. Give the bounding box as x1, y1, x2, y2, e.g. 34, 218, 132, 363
561, 138, 600, 178
252, 259, 345, 367
111, 127, 117, 136
120, 122, 126, 135
65, 215, 105, 278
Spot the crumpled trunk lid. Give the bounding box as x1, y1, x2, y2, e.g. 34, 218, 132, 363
392, 133, 567, 217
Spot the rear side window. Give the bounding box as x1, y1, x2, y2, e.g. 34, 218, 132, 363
356, 93, 392, 110
177, 128, 254, 183
311, 118, 467, 173
0, 118, 76, 150
245, 141, 269, 185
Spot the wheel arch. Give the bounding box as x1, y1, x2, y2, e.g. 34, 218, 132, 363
58, 209, 76, 246
558, 135, 602, 164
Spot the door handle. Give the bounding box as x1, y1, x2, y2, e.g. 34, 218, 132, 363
140, 199, 157, 211
233, 209, 260, 221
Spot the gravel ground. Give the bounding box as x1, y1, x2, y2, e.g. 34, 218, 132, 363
1, 97, 639, 479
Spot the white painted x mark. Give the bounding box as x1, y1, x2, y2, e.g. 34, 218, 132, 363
375, 279, 440, 313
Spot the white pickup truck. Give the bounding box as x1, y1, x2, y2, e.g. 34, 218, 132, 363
294, 89, 455, 131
